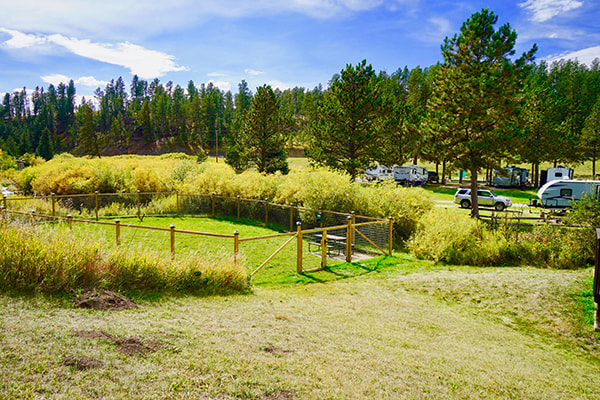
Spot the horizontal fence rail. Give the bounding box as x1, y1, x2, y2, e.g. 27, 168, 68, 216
1, 191, 392, 278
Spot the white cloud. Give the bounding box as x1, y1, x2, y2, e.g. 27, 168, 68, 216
0, 0, 401, 39
519, 0, 583, 22
208, 80, 231, 92
546, 45, 600, 66
0, 28, 47, 48
76, 76, 110, 87
40, 74, 71, 86
245, 69, 264, 76
1, 29, 187, 79
41, 74, 109, 88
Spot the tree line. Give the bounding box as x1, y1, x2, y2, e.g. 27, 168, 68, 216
1, 9, 600, 197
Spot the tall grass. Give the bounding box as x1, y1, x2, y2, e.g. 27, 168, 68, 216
13, 155, 433, 242
0, 222, 250, 295
408, 208, 594, 268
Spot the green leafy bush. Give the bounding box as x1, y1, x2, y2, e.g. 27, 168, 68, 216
408, 208, 593, 268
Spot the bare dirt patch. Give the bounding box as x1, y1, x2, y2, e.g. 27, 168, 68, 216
73, 289, 137, 311
62, 355, 103, 370
114, 336, 163, 355
72, 330, 163, 356
261, 344, 294, 356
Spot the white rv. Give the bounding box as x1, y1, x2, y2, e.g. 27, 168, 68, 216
540, 166, 574, 186
394, 165, 428, 186
365, 165, 395, 181
536, 179, 600, 208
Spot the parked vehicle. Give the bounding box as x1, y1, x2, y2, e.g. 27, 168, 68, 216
493, 166, 529, 187
539, 166, 573, 186
535, 179, 600, 208
427, 171, 439, 184
394, 165, 428, 186
0, 186, 13, 197
365, 165, 395, 181
454, 188, 513, 211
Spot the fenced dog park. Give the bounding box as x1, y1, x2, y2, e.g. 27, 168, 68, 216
0, 191, 392, 279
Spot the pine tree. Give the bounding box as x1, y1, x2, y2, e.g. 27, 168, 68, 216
36, 127, 54, 160
428, 9, 536, 216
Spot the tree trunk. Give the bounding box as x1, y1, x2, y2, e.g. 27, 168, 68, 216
441, 160, 447, 184
470, 166, 479, 218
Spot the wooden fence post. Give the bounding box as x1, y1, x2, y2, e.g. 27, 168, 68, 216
29, 209, 35, 226
388, 217, 394, 256
170, 224, 176, 260
175, 190, 180, 216
67, 214, 72, 231
289, 203, 294, 232
0, 206, 4, 225
51, 193, 56, 217
236, 195, 241, 221
351, 211, 356, 245
115, 219, 121, 247
346, 215, 352, 263
94, 191, 99, 221
137, 190, 141, 220
2, 195, 6, 210
211, 192, 216, 217
233, 230, 239, 265
264, 199, 269, 227
296, 221, 303, 274
594, 228, 600, 331
321, 229, 327, 269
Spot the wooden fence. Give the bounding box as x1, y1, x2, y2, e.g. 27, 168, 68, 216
0, 202, 392, 278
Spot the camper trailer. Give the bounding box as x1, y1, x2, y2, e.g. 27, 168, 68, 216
394, 165, 428, 186
365, 165, 394, 181
536, 179, 600, 208
539, 166, 574, 186
493, 166, 529, 187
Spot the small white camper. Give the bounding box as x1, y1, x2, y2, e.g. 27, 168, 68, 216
365, 165, 395, 181
394, 165, 428, 186
540, 166, 574, 186
536, 179, 600, 208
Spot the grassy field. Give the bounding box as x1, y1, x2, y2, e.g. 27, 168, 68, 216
1, 255, 600, 399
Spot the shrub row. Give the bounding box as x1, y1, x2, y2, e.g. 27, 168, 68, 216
408, 208, 594, 269
0, 222, 250, 295
16, 154, 433, 242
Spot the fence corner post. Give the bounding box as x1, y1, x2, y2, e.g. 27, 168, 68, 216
346, 215, 352, 263
296, 221, 303, 274
170, 224, 176, 260
233, 230, 239, 265
388, 216, 394, 256
115, 219, 121, 247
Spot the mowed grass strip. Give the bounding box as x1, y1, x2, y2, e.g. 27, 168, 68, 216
1, 260, 599, 399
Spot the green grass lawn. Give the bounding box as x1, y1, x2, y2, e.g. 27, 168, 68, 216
51, 215, 348, 286
1, 255, 599, 399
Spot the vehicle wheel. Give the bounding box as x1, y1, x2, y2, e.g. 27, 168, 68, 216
460, 199, 471, 209
494, 202, 505, 211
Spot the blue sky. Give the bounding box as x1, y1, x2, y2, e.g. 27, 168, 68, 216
1, 0, 599, 103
